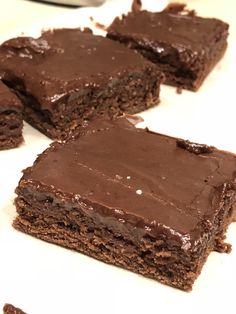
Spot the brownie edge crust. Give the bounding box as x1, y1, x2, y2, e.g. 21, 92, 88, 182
14, 118, 236, 291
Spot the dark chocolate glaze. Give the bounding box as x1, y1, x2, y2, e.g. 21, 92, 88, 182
18, 118, 236, 251
107, 10, 229, 63
0, 80, 22, 111
0, 28, 154, 111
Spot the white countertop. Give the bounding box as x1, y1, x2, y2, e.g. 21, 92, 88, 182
1, 1, 236, 314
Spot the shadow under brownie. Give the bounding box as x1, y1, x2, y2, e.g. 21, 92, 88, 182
14, 118, 236, 291
0, 81, 23, 150
0, 28, 163, 140
107, 6, 229, 91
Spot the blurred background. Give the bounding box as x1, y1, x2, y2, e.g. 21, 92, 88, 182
0, 0, 235, 39
0, 0, 235, 37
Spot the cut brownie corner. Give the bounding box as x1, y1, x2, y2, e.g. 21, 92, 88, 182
0, 81, 23, 150
107, 6, 229, 91
0, 135, 23, 151
212, 182, 236, 253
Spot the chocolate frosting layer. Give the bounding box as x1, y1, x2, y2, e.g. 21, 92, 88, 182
108, 10, 229, 60
0, 80, 22, 111
19, 118, 236, 250
0, 28, 154, 110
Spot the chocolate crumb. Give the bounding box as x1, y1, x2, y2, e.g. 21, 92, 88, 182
131, 0, 142, 13
90, 16, 107, 31
3, 304, 26, 314
188, 10, 197, 17
125, 114, 144, 125
176, 86, 183, 94
163, 3, 197, 16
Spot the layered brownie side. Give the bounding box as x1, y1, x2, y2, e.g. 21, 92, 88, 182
0, 29, 163, 140
107, 9, 229, 91
0, 81, 23, 149
14, 118, 236, 291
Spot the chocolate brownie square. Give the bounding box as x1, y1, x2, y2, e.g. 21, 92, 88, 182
0, 81, 23, 149
13, 117, 236, 291
107, 7, 229, 91
0, 28, 163, 139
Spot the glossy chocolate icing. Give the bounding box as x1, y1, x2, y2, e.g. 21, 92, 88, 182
0, 80, 22, 111
19, 118, 236, 251
0, 28, 153, 111
107, 10, 229, 62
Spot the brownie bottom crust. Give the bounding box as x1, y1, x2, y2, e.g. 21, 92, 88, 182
14, 182, 234, 291
0, 110, 23, 149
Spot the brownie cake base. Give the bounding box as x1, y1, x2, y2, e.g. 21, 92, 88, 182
20, 67, 161, 140
0, 110, 23, 149
0, 81, 23, 149
136, 39, 227, 91
13, 186, 234, 291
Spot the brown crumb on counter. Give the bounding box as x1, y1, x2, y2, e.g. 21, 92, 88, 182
176, 86, 183, 94
3, 304, 26, 314
164, 3, 196, 16
90, 16, 107, 30
131, 0, 142, 12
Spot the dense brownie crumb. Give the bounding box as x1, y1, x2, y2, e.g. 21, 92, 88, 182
3, 304, 26, 314
0, 81, 23, 150
107, 8, 228, 91
14, 118, 236, 291
0, 28, 163, 140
